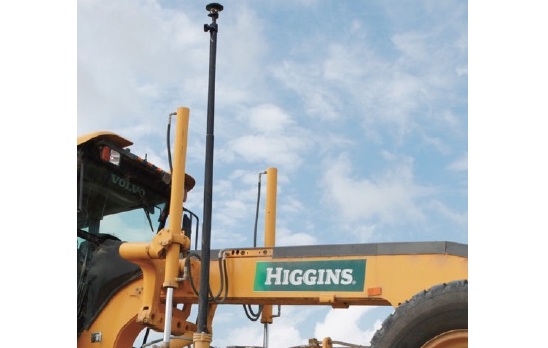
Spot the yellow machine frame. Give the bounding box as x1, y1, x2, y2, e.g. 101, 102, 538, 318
77, 107, 467, 348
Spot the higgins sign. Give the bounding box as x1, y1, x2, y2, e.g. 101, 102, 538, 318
254, 259, 366, 292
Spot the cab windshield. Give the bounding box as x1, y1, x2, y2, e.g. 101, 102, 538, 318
78, 204, 165, 245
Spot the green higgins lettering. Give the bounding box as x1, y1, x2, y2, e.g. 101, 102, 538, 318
254, 259, 366, 292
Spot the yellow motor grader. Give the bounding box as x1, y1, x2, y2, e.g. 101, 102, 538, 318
77, 4, 467, 348
77, 110, 467, 348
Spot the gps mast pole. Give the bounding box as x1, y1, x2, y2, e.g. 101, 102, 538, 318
194, 3, 223, 348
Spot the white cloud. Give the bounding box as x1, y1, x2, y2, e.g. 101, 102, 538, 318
78, 0, 209, 136
273, 60, 342, 122
217, 104, 313, 171
275, 227, 318, 246
426, 200, 468, 226
218, 5, 267, 94
349, 223, 379, 243
314, 307, 382, 346
323, 43, 370, 83
322, 153, 430, 225
229, 135, 306, 168
391, 31, 431, 62
448, 153, 468, 172
249, 104, 295, 134
211, 306, 312, 348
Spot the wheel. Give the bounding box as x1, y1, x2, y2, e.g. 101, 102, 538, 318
370, 279, 468, 348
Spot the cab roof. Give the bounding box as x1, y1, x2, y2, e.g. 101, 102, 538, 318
77, 131, 195, 191
77, 131, 133, 148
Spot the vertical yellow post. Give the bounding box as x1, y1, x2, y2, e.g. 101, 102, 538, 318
263, 167, 277, 248
164, 106, 189, 288
261, 167, 277, 329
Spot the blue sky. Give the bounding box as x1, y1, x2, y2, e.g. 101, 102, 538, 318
3, 0, 548, 347
78, 0, 468, 246
76, 0, 467, 346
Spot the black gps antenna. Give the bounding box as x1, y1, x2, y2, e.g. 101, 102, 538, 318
197, 2, 223, 337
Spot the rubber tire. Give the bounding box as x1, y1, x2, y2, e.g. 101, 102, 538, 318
369, 279, 468, 348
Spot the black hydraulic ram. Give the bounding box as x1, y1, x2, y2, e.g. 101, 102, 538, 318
195, 3, 223, 347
